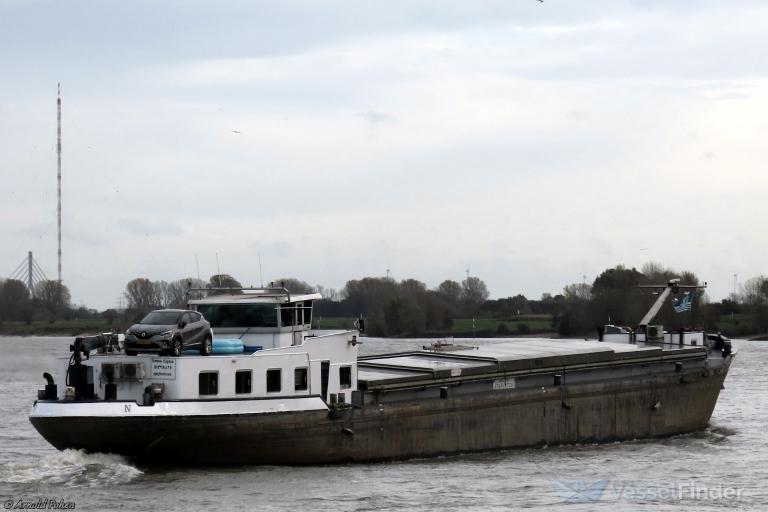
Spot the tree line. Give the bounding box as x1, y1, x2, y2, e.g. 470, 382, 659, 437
2, 262, 768, 338
0, 279, 73, 323
316, 276, 489, 336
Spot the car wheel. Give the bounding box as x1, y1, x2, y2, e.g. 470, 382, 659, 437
125, 349, 137, 356
200, 335, 212, 356
171, 337, 183, 357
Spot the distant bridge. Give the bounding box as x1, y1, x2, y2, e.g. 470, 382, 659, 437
8, 251, 49, 296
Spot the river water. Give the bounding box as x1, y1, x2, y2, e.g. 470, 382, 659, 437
0, 336, 765, 511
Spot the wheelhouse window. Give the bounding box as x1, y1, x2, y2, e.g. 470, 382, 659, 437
266, 369, 282, 393
280, 302, 313, 327
280, 305, 296, 327
199, 371, 218, 396
235, 370, 252, 394
294, 367, 308, 391
196, 304, 277, 328
339, 366, 352, 389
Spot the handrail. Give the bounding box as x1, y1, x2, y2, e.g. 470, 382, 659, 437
185, 286, 292, 302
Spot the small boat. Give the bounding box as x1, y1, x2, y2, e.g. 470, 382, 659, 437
29, 280, 735, 465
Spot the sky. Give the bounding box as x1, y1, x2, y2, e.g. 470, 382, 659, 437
1, 0, 767, 310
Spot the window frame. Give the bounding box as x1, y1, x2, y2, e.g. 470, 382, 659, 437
235, 369, 252, 395
339, 365, 352, 389
266, 368, 282, 393
294, 367, 308, 392
199, 371, 219, 396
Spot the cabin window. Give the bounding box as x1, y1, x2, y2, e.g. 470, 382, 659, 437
294, 367, 308, 391
199, 372, 218, 396
197, 304, 278, 328
304, 301, 313, 325
235, 370, 252, 394
339, 366, 352, 389
266, 369, 282, 392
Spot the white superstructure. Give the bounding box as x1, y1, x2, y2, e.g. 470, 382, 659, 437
52, 288, 360, 406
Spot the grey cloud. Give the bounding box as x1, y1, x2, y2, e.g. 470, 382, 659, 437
359, 110, 395, 124
118, 219, 183, 236
566, 110, 591, 122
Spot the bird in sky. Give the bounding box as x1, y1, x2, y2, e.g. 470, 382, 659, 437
231, 130, 241, 134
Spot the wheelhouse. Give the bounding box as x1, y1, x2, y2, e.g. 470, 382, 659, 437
188, 289, 321, 349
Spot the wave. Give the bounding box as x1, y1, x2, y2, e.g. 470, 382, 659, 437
707, 424, 737, 437
0, 449, 142, 487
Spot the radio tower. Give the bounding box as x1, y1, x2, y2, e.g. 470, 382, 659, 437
57, 83, 62, 283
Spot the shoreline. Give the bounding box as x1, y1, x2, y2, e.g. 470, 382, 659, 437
3, 328, 764, 340
1, 319, 764, 341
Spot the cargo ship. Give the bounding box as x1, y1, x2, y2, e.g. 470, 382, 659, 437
29, 280, 735, 465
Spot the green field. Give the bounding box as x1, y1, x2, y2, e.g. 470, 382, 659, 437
715, 313, 764, 337
312, 315, 554, 336
314, 316, 359, 330
452, 316, 553, 334
0, 319, 123, 336
717, 313, 753, 327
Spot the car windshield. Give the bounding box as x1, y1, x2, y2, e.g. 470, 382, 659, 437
139, 311, 182, 325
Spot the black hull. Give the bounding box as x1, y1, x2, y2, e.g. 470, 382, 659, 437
30, 362, 730, 466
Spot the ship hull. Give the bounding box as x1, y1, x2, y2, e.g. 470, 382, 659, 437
29, 359, 731, 466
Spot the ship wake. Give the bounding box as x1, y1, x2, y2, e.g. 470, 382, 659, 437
0, 449, 142, 487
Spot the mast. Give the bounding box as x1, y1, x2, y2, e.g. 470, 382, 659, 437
57, 83, 62, 283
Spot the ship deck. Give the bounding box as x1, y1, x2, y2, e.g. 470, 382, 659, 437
357, 339, 708, 390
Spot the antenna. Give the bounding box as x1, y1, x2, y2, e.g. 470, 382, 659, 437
56, 83, 62, 283
195, 253, 201, 281
258, 252, 264, 287
216, 253, 222, 286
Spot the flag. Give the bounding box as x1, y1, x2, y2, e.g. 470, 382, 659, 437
673, 292, 692, 313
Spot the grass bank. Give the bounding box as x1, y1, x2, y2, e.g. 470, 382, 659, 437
0, 320, 125, 337
314, 315, 555, 338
